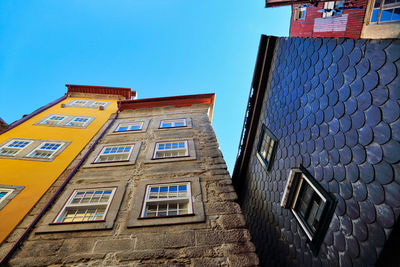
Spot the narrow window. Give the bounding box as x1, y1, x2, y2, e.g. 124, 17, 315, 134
54, 188, 116, 223
0, 140, 32, 156
94, 145, 134, 163
66, 117, 91, 127
294, 6, 307, 20
27, 142, 64, 159
153, 141, 189, 159
257, 124, 278, 171
141, 182, 192, 218
159, 119, 187, 128
115, 122, 144, 132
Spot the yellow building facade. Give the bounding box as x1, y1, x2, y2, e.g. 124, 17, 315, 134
0, 85, 134, 244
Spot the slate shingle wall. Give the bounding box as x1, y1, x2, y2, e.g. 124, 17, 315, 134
240, 37, 400, 266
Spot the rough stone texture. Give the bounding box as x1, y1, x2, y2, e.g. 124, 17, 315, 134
237, 37, 400, 266
7, 104, 258, 266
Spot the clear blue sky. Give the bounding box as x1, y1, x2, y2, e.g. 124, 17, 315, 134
0, 0, 290, 174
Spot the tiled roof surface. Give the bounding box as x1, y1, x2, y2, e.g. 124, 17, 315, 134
239, 37, 400, 266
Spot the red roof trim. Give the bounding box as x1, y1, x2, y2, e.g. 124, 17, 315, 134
66, 84, 136, 100
118, 93, 215, 111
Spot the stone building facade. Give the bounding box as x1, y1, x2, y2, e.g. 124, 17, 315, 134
5, 93, 258, 266
233, 36, 400, 266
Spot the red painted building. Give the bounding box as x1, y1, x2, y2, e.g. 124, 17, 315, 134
266, 0, 400, 39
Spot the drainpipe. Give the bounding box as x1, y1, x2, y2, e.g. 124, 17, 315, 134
0, 109, 121, 265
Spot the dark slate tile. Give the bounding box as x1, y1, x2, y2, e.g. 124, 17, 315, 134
340, 145, 353, 165
340, 180, 353, 200
320, 95, 329, 111
358, 162, 375, 184
334, 103, 345, 122
323, 166, 334, 182
357, 91, 372, 111
359, 239, 378, 265
346, 128, 359, 147
360, 200, 376, 224
342, 38, 355, 55
358, 125, 374, 146
333, 231, 346, 252
376, 203, 396, 229
346, 198, 360, 220
334, 132, 346, 149
384, 182, 400, 208
351, 110, 366, 129
363, 71, 379, 92
367, 181, 385, 205
338, 54, 349, 74
381, 99, 400, 124
339, 114, 352, 133
352, 144, 367, 165
329, 90, 339, 107
374, 161, 394, 185
366, 142, 383, 165
387, 74, 400, 100
333, 74, 344, 91
328, 118, 340, 136
365, 105, 382, 127
366, 43, 386, 71
382, 140, 400, 164
329, 179, 339, 194
384, 39, 400, 62
356, 58, 370, 78
371, 86, 389, 106
320, 122, 329, 137
324, 79, 334, 94
341, 215, 353, 236
346, 163, 360, 183
327, 38, 337, 53
377, 61, 397, 86
329, 147, 340, 165
350, 79, 364, 97
335, 194, 346, 216
353, 219, 368, 243
333, 163, 345, 182
346, 235, 360, 258
316, 138, 325, 152
353, 181, 367, 202
368, 222, 386, 248
307, 113, 316, 128
349, 47, 362, 66
343, 66, 356, 84
345, 97, 358, 115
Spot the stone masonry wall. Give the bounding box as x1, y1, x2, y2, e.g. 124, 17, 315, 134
8, 104, 258, 267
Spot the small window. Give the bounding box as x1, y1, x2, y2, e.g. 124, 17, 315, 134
322, 1, 344, 17
42, 115, 67, 125
27, 142, 64, 159
256, 124, 278, 171
54, 188, 116, 223
371, 0, 400, 23
65, 99, 110, 109
90, 101, 108, 109
153, 141, 189, 159
94, 145, 134, 163
0, 140, 32, 157
141, 182, 192, 218
66, 117, 91, 127
281, 166, 336, 255
159, 119, 187, 128
294, 6, 307, 20
0, 189, 13, 205
69, 99, 89, 107
115, 122, 144, 132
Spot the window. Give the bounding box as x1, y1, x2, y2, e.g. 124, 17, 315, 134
0, 185, 24, 210
281, 166, 336, 255
42, 115, 67, 125
294, 6, 307, 20
128, 177, 205, 228
323, 1, 344, 17
94, 145, 134, 163
37, 182, 126, 232
153, 141, 188, 159
371, 0, 400, 23
27, 142, 64, 159
54, 188, 116, 223
65, 99, 110, 109
0, 140, 32, 157
141, 182, 192, 218
66, 117, 91, 127
257, 124, 278, 171
0, 189, 13, 205
115, 122, 144, 132
159, 119, 187, 128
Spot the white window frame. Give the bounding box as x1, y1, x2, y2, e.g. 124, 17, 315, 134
27, 142, 65, 159
69, 99, 90, 107
153, 141, 189, 159
66, 117, 92, 127
94, 144, 134, 163
42, 115, 67, 125
54, 188, 116, 223
159, 119, 187, 129
370, 0, 400, 23
294, 6, 307, 20
115, 121, 144, 132
0, 188, 14, 205
0, 139, 33, 157
322, 1, 344, 17
89, 101, 109, 109
140, 182, 193, 218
